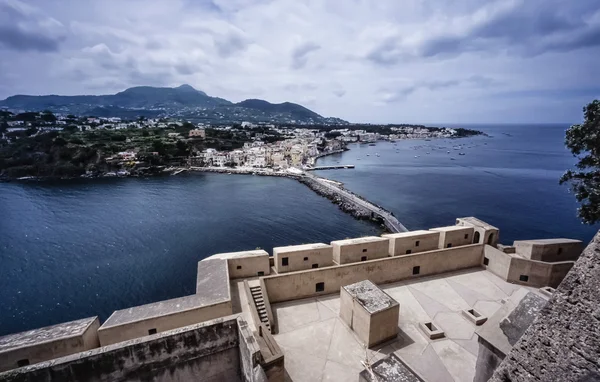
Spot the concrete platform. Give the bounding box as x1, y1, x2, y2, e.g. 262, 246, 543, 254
272, 268, 536, 382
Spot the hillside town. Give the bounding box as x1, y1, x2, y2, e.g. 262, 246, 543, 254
0, 110, 479, 179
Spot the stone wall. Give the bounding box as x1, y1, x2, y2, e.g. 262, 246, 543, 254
263, 244, 484, 303
0, 315, 248, 382
490, 231, 600, 382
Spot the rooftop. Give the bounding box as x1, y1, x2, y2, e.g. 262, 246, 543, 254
331, 236, 388, 245
272, 268, 536, 382
0, 317, 97, 353
343, 280, 398, 313
382, 230, 437, 239
273, 243, 331, 252
513, 238, 582, 245
206, 249, 269, 260
457, 217, 499, 230
430, 226, 472, 232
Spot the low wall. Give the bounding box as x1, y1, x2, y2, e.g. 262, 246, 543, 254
331, 237, 390, 265
382, 231, 440, 256
483, 245, 574, 288
273, 244, 333, 273
98, 300, 232, 346
262, 244, 484, 303
0, 315, 249, 382
0, 318, 100, 372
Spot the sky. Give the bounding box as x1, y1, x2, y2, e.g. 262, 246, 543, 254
0, 0, 599, 124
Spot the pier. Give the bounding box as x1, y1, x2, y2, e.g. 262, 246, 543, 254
302, 172, 408, 233
305, 164, 355, 171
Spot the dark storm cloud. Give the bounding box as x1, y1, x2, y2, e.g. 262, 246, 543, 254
0, 25, 62, 52
367, 0, 600, 65
382, 76, 496, 103
0, 0, 65, 52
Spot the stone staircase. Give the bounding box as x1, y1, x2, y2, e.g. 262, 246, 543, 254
249, 285, 271, 332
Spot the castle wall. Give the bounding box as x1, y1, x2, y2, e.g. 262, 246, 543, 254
263, 244, 484, 303
0, 316, 249, 382
382, 230, 440, 256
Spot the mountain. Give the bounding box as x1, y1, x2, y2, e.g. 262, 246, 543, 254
0, 85, 347, 124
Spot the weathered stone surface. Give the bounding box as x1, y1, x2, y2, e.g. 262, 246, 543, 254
490, 231, 600, 382
499, 292, 546, 346
359, 353, 424, 382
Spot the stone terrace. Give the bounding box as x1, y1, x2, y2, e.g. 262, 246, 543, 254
272, 268, 538, 382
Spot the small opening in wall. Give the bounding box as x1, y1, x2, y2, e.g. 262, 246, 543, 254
558, 247, 563, 255
415, 240, 420, 247
282, 257, 289, 266
447, 243, 452, 248
236, 265, 242, 270
148, 328, 157, 335
362, 248, 367, 253
316, 282, 325, 292
425, 322, 437, 331
17, 359, 29, 368
257, 271, 264, 276
406, 249, 412, 255
468, 309, 481, 318
312, 264, 319, 269
483, 257, 489, 266
519, 275, 529, 282
304, 257, 308, 261
413, 266, 420, 275
361, 256, 367, 261
464, 234, 469, 239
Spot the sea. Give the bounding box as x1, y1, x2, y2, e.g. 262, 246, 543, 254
0, 123, 596, 336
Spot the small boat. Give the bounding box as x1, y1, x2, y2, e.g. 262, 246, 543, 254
426, 152, 430, 154
414, 155, 420, 158
376, 153, 380, 157
459, 153, 466, 156
450, 158, 456, 160
447, 151, 450, 153
366, 154, 370, 156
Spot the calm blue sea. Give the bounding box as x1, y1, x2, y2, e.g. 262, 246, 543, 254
0, 123, 596, 336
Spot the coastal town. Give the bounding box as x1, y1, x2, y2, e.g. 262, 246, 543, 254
0, 111, 481, 179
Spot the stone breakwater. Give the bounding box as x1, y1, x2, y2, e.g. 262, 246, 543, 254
187, 166, 404, 233
297, 176, 385, 226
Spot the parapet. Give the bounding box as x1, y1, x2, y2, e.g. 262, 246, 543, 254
0, 315, 270, 382
206, 249, 271, 278
430, 225, 475, 248
0, 317, 100, 372
331, 236, 389, 264
98, 258, 232, 346
513, 238, 583, 262
382, 230, 440, 256
272, 243, 333, 273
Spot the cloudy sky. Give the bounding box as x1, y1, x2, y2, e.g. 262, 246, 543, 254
0, 0, 599, 123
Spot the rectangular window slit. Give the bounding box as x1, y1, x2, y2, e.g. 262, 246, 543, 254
406, 249, 412, 254
413, 266, 420, 275
415, 240, 420, 247
316, 282, 325, 292
148, 328, 157, 335
483, 257, 489, 266
282, 257, 289, 266
519, 275, 529, 282
361, 256, 367, 261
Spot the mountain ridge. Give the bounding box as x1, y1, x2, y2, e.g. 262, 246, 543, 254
0, 85, 347, 124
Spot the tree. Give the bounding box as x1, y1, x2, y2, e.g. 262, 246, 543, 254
560, 100, 600, 224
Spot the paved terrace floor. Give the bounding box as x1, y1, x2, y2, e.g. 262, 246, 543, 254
272, 268, 537, 382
